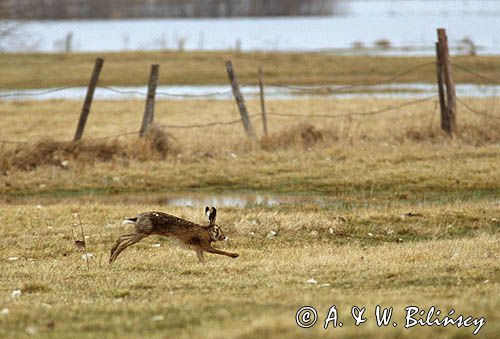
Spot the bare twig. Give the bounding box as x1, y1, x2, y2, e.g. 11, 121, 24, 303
76, 213, 90, 270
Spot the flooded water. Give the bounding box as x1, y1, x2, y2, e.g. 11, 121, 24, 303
161, 192, 334, 208
1, 83, 499, 101
163, 193, 286, 208
3, 0, 500, 55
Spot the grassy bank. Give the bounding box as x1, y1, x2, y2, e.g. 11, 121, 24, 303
0, 98, 499, 197
1, 51, 500, 88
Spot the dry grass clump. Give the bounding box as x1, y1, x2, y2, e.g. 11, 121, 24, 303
0, 125, 176, 172
458, 120, 500, 144
401, 120, 500, 144
126, 124, 177, 161
260, 123, 330, 151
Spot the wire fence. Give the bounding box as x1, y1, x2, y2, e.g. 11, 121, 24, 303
450, 63, 500, 121
0, 59, 499, 145
0, 86, 76, 99
266, 62, 436, 94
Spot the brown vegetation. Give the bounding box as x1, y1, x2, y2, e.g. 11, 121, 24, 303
0, 124, 175, 172
260, 123, 327, 150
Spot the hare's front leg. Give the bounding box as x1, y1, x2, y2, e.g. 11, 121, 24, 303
205, 245, 239, 258
195, 247, 205, 263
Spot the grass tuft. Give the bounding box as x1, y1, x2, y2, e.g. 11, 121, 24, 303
0, 125, 177, 171
260, 123, 328, 150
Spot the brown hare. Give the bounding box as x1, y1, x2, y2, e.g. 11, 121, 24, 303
109, 206, 238, 264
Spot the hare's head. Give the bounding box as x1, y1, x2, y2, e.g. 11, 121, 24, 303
205, 206, 227, 241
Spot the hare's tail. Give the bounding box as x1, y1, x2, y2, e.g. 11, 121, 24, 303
122, 217, 138, 225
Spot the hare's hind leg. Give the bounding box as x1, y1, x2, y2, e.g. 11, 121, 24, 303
110, 233, 135, 257
109, 232, 149, 264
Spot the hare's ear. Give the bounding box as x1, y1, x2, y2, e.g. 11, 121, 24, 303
205, 206, 210, 218
209, 207, 217, 225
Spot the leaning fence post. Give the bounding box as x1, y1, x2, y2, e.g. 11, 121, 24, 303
74, 57, 104, 141
139, 64, 160, 137
437, 28, 457, 136
225, 60, 255, 138
435, 42, 448, 132
258, 67, 268, 136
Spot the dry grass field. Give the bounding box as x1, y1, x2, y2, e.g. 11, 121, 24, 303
0, 203, 498, 338
0, 94, 499, 338
1, 51, 500, 88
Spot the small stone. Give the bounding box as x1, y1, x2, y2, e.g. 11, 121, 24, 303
368, 232, 374, 237
328, 227, 334, 234
81, 253, 93, 260
26, 325, 38, 335
113, 298, 124, 304
310, 230, 319, 237
266, 230, 277, 238
8, 257, 19, 261
60, 160, 70, 169
11, 290, 22, 299
1, 308, 9, 316
320, 283, 331, 287
306, 278, 318, 284
151, 315, 164, 322
150, 244, 161, 248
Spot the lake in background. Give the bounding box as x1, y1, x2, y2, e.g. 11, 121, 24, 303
2, 0, 500, 55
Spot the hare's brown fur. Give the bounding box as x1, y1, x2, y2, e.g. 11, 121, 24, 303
109, 207, 238, 264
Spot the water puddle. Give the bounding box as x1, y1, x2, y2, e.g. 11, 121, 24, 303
3, 190, 322, 208
162, 192, 318, 207
1, 83, 499, 101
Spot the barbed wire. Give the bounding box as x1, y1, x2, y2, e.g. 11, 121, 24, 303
0, 114, 264, 145
452, 63, 500, 84
157, 89, 233, 98
97, 86, 145, 96
266, 62, 435, 93
98, 85, 233, 98
157, 113, 261, 129
456, 98, 500, 120
0, 139, 30, 144
266, 96, 436, 119
0, 85, 232, 100
0, 86, 76, 98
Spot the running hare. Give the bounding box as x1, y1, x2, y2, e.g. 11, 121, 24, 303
109, 207, 238, 264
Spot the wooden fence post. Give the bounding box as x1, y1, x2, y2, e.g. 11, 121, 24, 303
74, 57, 104, 141
139, 64, 160, 137
258, 67, 268, 136
435, 42, 448, 132
225, 60, 255, 138
437, 28, 457, 136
